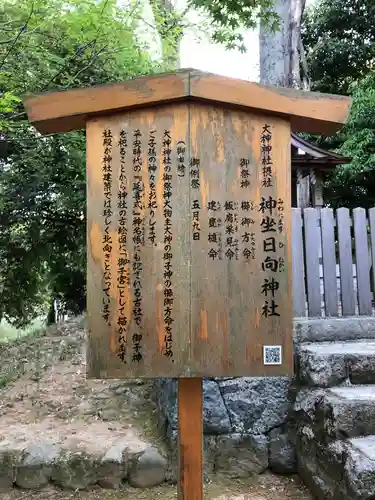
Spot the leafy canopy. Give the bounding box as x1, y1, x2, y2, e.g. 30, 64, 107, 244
325, 73, 375, 209
0, 0, 159, 326
302, 0, 375, 95
190, 0, 279, 51
301, 0, 375, 209
0, 0, 281, 325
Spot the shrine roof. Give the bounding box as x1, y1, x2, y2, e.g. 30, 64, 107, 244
291, 133, 351, 168
23, 68, 351, 136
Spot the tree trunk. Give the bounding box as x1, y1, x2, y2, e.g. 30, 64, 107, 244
47, 298, 56, 325
149, 0, 182, 70
259, 0, 310, 206
259, 0, 306, 89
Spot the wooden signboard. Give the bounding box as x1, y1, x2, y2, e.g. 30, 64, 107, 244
24, 69, 351, 499
84, 102, 292, 378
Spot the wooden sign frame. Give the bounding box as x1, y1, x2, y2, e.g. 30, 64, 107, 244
83, 102, 293, 379
23, 69, 351, 500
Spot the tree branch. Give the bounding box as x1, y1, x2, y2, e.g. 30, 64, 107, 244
68, 46, 109, 83
38, 0, 112, 92
38, 39, 97, 92
0, 2, 35, 70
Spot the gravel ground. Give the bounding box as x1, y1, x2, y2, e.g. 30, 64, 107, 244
0, 317, 312, 499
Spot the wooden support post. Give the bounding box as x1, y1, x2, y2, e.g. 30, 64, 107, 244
178, 377, 203, 500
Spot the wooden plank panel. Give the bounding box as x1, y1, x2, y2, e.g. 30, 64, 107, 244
86, 103, 191, 378
369, 207, 375, 303
321, 208, 339, 316
24, 71, 190, 134
189, 70, 352, 135
291, 208, 306, 317
178, 378, 203, 500
24, 69, 351, 136
303, 208, 321, 317
189, 103, 292, 377
353, 207, 372, 315
86, 101, 293, 378
337, 207, 355, 315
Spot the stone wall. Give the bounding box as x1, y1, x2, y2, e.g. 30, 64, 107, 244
154, 317, 375, 478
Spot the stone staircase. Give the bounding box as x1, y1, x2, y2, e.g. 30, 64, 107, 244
295, 340, 375, 499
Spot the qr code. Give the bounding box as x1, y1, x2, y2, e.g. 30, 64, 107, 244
263, 346, 282, 365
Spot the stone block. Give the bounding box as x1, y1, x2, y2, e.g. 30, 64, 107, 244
16, 442, 60, 489
154, 378, 178, 429
268, 427, 296, 474
97, 438, 129, 489
51, 450, 98, 490
218, 377, 293, 434
0, 442, 22, 492
128, 447, 167, 488
296, 426, 347, 500
202, 380, 231, 434
215, 433, 268, 477
297, 341, 375, 387
314, 386, 375, 439
154, 378, 231, 434
345, 436, 375, 499
293, 317, 375, 343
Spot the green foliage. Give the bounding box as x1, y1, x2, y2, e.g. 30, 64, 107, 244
0, 92, 20, 115
190, 0, 279, 52
1, 0, 158, 94
325, 73, 375, 209
302, 0, 375, 95
0, 88, 20, 131
0, 0, 159, 326
301, 0, 375, 209
148, 0, 185, 69
0, 0, 284, 327
147, 0, 279, 65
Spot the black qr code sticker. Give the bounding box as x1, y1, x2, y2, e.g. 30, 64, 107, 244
263, 346, 282, 365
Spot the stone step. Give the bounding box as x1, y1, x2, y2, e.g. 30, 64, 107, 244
297, 427, 375, 500
314, 385, 375, 439
296, 340, 375, 387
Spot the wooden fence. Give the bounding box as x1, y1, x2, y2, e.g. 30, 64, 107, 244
292, 207, 375, 318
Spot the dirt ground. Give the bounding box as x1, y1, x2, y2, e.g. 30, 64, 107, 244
0, 317, 163, 454
0, 317, 312, 499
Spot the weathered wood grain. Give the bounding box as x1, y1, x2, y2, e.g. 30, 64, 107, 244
353, 207, 372, 315
321, 208, 339, 317
304, 208, 321, 317
291, 208, 306, 317
187, 104, 292, 377
24, 69, 351, 135
337, 207, 356, 315
189, 70, 351, 135
178, 377, 203, 500
87, 101, 293, 378
86, 103, 190, 378
24, 71, 189, 134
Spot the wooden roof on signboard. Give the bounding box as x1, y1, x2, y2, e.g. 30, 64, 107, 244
23, 68, 351, 136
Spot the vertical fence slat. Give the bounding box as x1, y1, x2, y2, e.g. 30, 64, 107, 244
304, 208, 321, 317
353, 207, 372, 315
292, 208, 306, 317
369, 208, 375, 303
337, 208, 355, 315
321, 208, 338, 317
